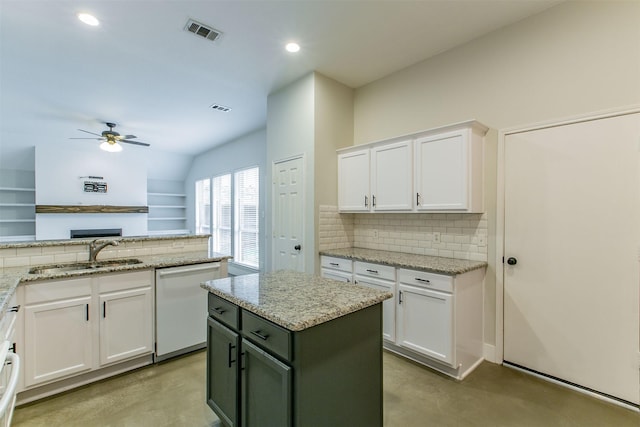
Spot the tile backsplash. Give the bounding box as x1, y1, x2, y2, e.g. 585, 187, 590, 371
0, 236, 209, 269
319, 205, 487, 262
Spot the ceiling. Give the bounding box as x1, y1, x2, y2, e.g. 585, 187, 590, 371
0, 0, 562, 161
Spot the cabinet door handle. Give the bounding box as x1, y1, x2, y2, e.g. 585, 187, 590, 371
103, 301, 106, 318
398, 290, 403, 305
9, 305, 20, 313
329, 262, 339, 266
85, 304, 89, 321
364, 195, 368, 207
372, 195, 376, 207
416, 192, 420, 206
366, 269, 378, 274
415, 278, 431, 284
250, 330, 269, 341
228, 343, 236, 368
212, 307, 226, 315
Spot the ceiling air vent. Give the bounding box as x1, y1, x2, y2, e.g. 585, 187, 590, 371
185, 19, 222, 42
210, 103, 231, 113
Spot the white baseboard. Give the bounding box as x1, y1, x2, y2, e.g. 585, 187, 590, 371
483, 343, 497, 363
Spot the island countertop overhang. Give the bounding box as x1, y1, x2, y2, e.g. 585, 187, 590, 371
201, 270, 393, 332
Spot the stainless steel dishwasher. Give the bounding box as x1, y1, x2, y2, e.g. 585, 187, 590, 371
155, 262, 222, 361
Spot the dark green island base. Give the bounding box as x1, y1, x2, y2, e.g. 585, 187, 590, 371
201, 271, 392, 427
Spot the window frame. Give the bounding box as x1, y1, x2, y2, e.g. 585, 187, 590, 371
198, 166, 260, 270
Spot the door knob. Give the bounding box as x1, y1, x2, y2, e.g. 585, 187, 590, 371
507, 257, 517, 265
294, 245, 301, 251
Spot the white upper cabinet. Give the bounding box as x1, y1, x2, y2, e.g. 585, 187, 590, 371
371, 140, 413, 211
337, 148, 370, 212
414, 122, 486, 212
337, 120, 488, 213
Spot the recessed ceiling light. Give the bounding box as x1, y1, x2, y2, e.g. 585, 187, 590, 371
285, 42, 300, 53
78, 13, 99, 26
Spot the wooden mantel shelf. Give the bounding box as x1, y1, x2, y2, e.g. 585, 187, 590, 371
36, 205, 149, 214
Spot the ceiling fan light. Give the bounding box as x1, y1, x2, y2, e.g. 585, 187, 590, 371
100, 140, 122, 152
78, 13, 100, 26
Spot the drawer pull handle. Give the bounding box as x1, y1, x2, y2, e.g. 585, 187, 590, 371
366, 269, 378, 274
228, 343, 236, 368
250, 330, 270, 341
212, 307, 226, 315
330, 263, 339, 266
415, 278, 431, 283
9, 305, 20, 313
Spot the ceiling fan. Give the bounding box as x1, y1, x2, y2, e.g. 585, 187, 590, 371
70, 122, 151, 152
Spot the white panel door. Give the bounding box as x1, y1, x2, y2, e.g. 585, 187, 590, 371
371, 140, 413, 211
338, 149, 370, 211
503, 112, 640, 405
273, 157, 304, 272
24, 296, 93, 386
99, 286, 153, 366
396, 284, 453, 365
415, 131, 467, 210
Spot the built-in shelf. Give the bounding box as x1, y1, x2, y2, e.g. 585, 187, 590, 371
147, 179, 188, 236
0, 170, 36, 241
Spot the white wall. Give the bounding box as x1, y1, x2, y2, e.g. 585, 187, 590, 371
185, 128, 267, 270
266, 73, 315, 272
352, 1, 640, 347
35, 144, 148, 239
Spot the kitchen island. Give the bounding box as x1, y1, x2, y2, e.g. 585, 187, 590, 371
201, 271, 392, 427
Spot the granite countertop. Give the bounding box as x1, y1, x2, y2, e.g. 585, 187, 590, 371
0, 251, 231, 317
0, 234, 209, 249
201, 270, 393, 332
319, 247, 487, 275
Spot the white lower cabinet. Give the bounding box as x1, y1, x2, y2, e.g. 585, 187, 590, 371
98, 273, 153, 366
23, 277, 94, 387
353, 261, 396, 342
396, 284, 453, 365
21, 270, 154, 389
320, 256, 353, 283
393, 267, 484, 379
323, 255, 485, 379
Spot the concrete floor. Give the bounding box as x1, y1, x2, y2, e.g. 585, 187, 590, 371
12, 350, 639, 427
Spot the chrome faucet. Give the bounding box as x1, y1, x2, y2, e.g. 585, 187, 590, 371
89, 239, 119, 262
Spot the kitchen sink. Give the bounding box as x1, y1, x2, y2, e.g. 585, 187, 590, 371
28, 258, 143, 275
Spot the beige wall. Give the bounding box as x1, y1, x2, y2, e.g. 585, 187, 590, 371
313, 73, 354, 272
354, 1, 640, 143
352, 1, 640, 348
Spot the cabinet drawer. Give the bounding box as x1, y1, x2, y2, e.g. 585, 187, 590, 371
25, 277, 93, 304
320, 256, 352, 273
241, 310, 292, 362
398, 269, 453, 293
208, 294, 239, 330
354, 261, 395, 281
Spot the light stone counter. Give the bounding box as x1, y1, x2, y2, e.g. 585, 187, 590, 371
201, 270, 392, 331
0, 251, 231, 317
320, 247, 487, 275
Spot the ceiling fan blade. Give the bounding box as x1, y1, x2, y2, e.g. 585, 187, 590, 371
69, 137, 104, 140
122, 134, 137, 139
77, 129, 103, 137
121, 139, 150, 147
